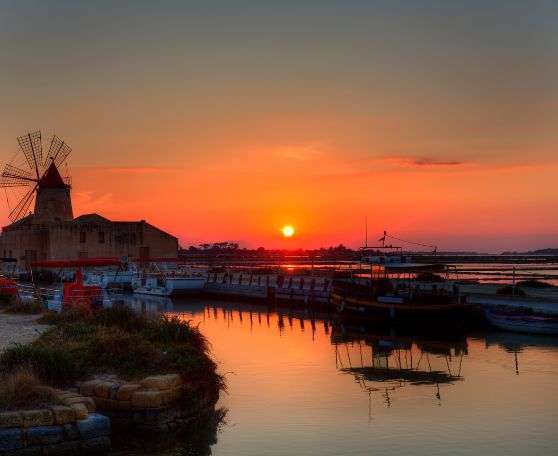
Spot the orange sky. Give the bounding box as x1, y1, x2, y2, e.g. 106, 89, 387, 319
0, 1, 556, 251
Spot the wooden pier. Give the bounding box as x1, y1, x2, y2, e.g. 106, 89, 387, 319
203, 272, 332, 305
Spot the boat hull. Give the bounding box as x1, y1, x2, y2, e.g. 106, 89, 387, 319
484, 309, 558, 335
332, 292, 468, 325
133, 277, 206, 297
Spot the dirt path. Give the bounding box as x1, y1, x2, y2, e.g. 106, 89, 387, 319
0, 312, 51, 352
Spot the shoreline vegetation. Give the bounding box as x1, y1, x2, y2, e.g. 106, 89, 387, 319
0, 302, 224, 417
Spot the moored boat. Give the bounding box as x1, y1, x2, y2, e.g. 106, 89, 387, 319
484, 307, 558, 335
132, 274, 206, 296
332, 280, 468, 325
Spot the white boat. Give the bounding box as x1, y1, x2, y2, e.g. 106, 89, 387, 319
485, 308, 558, 335
132, 274, 206, 296
84, 268, 138, 290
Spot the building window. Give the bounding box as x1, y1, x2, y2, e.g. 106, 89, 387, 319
98, 231, 105, 244
80, 231, 86, 243
131, 233, 137, 245
78, 251, 88, 259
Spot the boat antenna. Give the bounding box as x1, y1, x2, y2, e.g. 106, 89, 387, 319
364, 216, 368, 247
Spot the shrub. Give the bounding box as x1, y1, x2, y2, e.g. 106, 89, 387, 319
0, 344, 81, 387
0, 368, 58, 411
83, 327, 162, 377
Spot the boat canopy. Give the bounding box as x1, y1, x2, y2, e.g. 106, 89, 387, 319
31, 258, 122, 268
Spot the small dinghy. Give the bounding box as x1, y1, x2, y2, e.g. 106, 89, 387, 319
485, 308, 558, 335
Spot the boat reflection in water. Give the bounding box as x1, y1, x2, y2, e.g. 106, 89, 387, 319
482, 331, 558, 375
331, 325, 466, 411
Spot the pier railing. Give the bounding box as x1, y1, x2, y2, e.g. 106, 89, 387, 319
205, 272, 332, 304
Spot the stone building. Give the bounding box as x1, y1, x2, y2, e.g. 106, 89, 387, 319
0, 162, 178, 264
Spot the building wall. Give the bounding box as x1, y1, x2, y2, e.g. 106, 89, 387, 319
0, 220, 178, 264
0, 225, 49, 262
47, 221, 178, 261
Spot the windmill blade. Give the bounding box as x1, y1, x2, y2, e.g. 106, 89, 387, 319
9, 184, 37, 222
17, 131, 42, 179
47, 135, 72, 168
0, 164, 37, 188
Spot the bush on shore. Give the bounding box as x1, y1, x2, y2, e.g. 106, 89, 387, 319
0, 368, 59, 412
1, 306, 225, 397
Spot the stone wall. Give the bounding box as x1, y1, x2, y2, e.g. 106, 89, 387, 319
0, 390, 110, 455
78, 374, 206, 432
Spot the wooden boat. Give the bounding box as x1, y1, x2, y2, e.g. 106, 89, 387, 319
332, 279, 468, 325
484, 308, 558, 335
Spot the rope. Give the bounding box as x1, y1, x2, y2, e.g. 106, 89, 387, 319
379, 231, 437, 251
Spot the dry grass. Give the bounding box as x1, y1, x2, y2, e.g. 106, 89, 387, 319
0, 368, 58, 411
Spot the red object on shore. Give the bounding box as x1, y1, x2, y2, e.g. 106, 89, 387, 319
62, 270, 103, 310
0, 277, 19, 298
30, 258, 112, 311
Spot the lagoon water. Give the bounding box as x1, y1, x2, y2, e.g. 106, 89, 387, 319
113, 297, 558, 456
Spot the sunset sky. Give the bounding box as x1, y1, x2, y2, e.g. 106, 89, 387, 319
0, 1, 556, 251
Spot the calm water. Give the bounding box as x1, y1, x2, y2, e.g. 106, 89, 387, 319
112, 296, 558, 456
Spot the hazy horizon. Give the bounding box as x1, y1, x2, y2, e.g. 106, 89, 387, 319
1, 1, 556, 251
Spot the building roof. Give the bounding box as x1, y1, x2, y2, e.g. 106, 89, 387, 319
39, 162, 67, 189
73, 213, 111, 224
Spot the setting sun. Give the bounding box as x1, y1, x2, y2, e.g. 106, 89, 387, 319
281, 225, 295, 238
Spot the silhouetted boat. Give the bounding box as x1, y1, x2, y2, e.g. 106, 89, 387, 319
332, 277, 468, 325
484, 308, 558, 335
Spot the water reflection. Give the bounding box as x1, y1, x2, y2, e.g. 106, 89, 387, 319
331, 325, 465, 409
108, 294, 558, 456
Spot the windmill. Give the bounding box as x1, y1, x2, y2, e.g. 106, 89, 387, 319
0, 131, 73, 223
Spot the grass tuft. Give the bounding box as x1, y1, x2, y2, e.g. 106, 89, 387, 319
0, 368, 59, 411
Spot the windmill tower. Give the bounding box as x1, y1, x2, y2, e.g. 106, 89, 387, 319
1, 131, 73, 223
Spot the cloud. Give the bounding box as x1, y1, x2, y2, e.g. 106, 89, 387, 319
380, 155, 468, 167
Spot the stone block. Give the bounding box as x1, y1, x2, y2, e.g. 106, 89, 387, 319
77, 413, 111, 440
69, 404, 89, 420
93, 381, 118, 399
26, 425, 64, 446
80, 435, 111, 453
131, 390, 165, 409
0, 428, 23, 451
21, 409, 54, 428
51, 406, 76, 425
116, 383, 141, 401
62, 423, 80, 441
161, 386, 183, 404
42, 440, 81, 455
79, 380, 100, 397
64, 396, 96, 412
94, 397, 132, 411
0, 411, 23, 428
13, 447, 42, 456
139, 374, 181, 391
